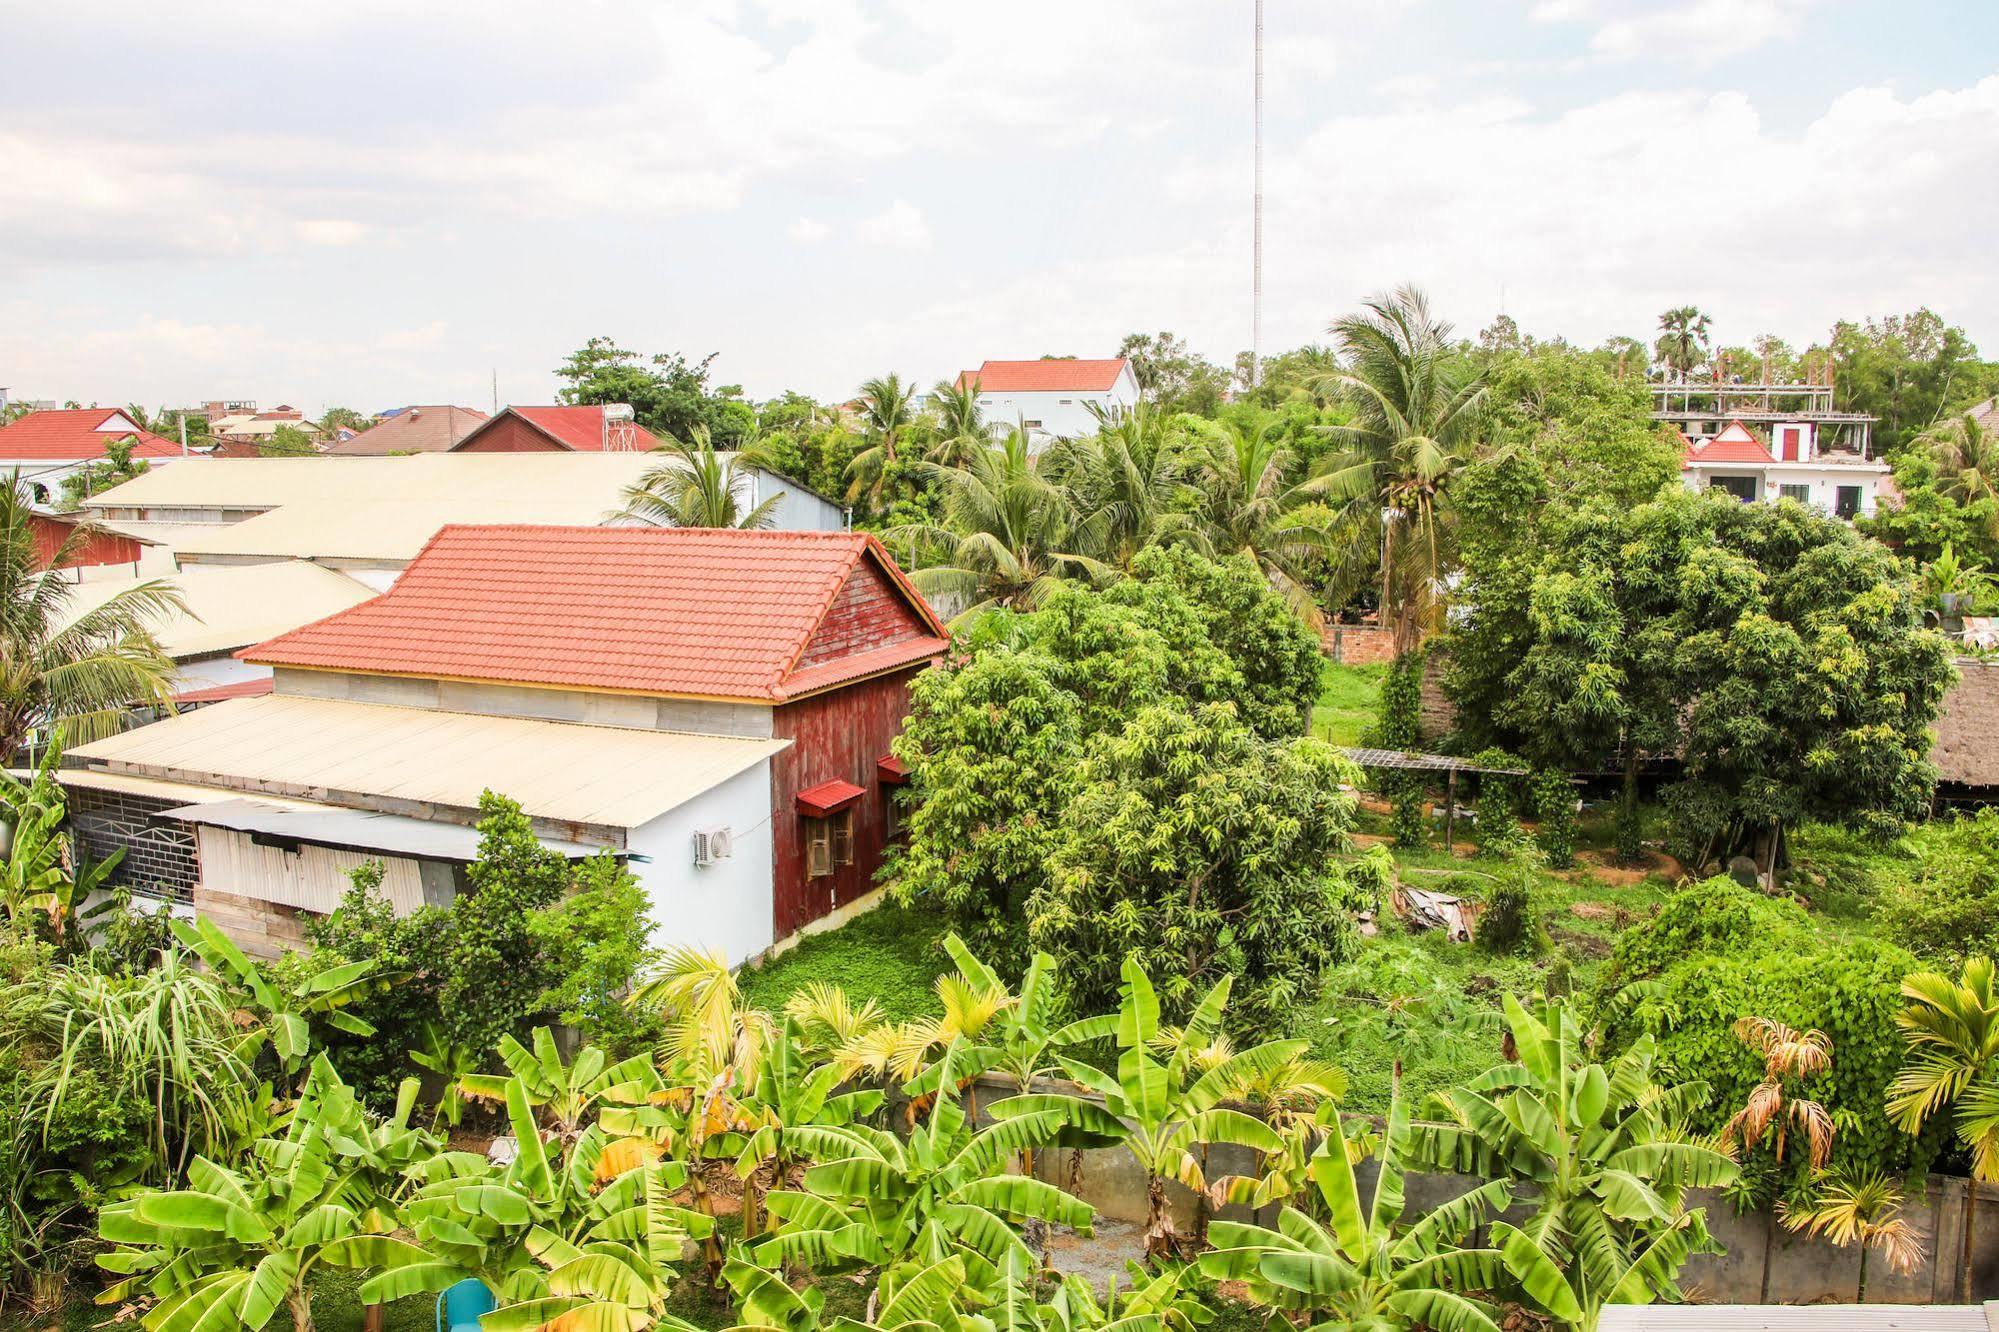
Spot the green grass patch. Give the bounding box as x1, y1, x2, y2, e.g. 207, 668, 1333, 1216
737, 901, 951, 1023
1311, 660, 1385, 748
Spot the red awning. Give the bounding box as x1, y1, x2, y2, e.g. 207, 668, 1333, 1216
877, 753, 908, 785
796, 779, 866, 818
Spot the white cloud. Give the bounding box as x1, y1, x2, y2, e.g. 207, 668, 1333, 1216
1529, 0, 1594, 21
1590, 0, 1818, 63
787, 217, 831, 243
855, 200, 932, 251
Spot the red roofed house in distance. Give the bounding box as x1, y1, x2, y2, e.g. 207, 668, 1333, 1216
0, 407, 195, 503
954, 357, 1140, 450
57, 526, 951, 961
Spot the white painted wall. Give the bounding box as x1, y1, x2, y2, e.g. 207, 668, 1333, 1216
624, 759, 777, 965
974, 367, 1141, 447
175, 656, 270, 692
1682, 464, 1888, 518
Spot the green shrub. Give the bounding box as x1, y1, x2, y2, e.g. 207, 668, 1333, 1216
1601, 878, 1924, 1177
1473, 862, 1548, 956
1871, 809, 1999, 963
737, 903, 948, 1023
1530, 768, 1577, 868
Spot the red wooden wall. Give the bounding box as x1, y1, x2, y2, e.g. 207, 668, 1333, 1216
453, 416, 562, 452
30, 513, 144, 570
796, 560, 932, 667
769, 665, 925, 939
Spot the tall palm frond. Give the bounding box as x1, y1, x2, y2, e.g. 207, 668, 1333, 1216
1182, 412, 1336, 626
924, 379, 994, 469
1044, 401, 1198, 570
843, 373, 919, 506
615, 425, 782, 530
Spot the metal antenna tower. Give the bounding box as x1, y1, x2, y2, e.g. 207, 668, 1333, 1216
1251, 0, 1265, 389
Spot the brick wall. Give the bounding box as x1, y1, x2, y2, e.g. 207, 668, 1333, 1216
1320, 623, 1397, 665
69, 788, 200, 904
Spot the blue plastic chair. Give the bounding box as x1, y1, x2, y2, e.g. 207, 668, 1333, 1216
437, 1279, 495, 1332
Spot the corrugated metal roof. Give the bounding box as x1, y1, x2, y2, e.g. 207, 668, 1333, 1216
0, 409, 184, 460
81, 452, 660, 514
161, 797, 617, 861
69, 694, 789, 830
1599, 1304, 1989, 1332
57, 560, 375, 660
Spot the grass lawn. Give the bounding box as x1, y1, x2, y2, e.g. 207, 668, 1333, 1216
737, 899, 952, 1022
1312, 660, 1385, 747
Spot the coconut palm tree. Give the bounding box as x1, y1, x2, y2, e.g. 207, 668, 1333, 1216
1314, 286, 1489, 657
894, 427, 1104, 622
924, 379, 993, 469
1888, 957, 1999, 1300
1043, 402, 1196, 572
1654, 306, 1712, 380
1183, 412, 1336, 625
0, 473, 183, 758
1928, 411, 1999, 520
615, 426, 782, 530
1781, 1169, 1924, 1302
844, 373, 919, 506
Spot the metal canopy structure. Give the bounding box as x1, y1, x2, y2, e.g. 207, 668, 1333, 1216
160, 798, 620, 863
1340, 748, 1529, 857
1340, 748, 1527, 776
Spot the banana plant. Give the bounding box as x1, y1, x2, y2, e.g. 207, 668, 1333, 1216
905, 937, 1118, 1163
408, 1022, 482, 1129
1403, 995, 1739, 1332
96, 1056, 431, 1332
755, 1040, 1096, 1292
168, 915, 383, 1079
460, 1025, 656, 1139
734, 1018, 885, 1238
989, 956, 1299, 1257
360, 1070, 710, 1307
1200, 1075, 1513, 1332
0, 745, 110, 943
723, 1253, 994, 1332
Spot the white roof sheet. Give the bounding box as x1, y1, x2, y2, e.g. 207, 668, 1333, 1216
162, 797, 614, 860
56, 561, 375, 660
70, 694, 788, 830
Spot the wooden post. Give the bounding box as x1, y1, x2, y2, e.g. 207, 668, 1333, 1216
1444, 768, 1457, 857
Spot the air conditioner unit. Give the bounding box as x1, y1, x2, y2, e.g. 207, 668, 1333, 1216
692, 825, 734, 867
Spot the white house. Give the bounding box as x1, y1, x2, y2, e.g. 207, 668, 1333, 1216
1680, 419, 1891, 520
955, 358, 1140, 446
59, 525, 949, 962
0, 409, 196, 501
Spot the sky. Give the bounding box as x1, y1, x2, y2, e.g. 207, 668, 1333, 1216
3, 0, 1997, 415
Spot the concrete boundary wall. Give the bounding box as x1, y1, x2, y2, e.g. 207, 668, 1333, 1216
972, 1074, 1999, 1305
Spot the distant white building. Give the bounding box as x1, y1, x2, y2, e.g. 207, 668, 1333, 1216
1679, 419, 1891, 520
954, 358, 1140, 446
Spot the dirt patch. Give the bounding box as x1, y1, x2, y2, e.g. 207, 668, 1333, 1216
1568, 901, 1619, 922
1573, 848, 1684, 886
1044, 1218, 1147, 1289
1547, 926, 1613, 959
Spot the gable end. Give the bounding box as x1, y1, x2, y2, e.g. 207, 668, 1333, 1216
794, 558, 930, 670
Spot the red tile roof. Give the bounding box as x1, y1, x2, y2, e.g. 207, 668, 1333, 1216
243, 525, 950, 702
954, 358, 1132, 393
797, 778, 866, 816
0, 409, 184, 461
451, 405, 666, 453
1685, 428, 1776, 466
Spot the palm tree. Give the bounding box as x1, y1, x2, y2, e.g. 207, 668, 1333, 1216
615, 426, 782, 530
1780, 1169, 1924, 1302
1184, 412, 1336, 624
1928, 411, 1999, 530
0, 473, 183, 758
1722, 1016, 1835, 1302
1314, 286, 1488, 653
923, 379, 993, 469
894, 426, 1104, 622
1654, 306, 1712, 381
844, 373, 919, 506
1888, 957, 1999, 1300
1043, 401, 1195, 571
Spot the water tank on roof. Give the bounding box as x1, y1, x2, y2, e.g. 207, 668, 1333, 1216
603, 403, 635, 423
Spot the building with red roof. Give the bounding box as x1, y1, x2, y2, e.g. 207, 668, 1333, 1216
953, 357, 1139, 447
327, 405, 488, 455
449, 404, 666, 453
0, 408, 192, 500
60, 525, 949, 960
1680, 419, 1890, 519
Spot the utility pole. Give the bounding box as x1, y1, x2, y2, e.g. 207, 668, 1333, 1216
1251, 0, 1265, 390
491, 368, 499, 415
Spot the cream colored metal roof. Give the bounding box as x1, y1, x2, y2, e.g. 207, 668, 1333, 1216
57, 561, 375, 660
174, 497, 641, 563
70, 694, 788, 830
50, 766, 319, 810
83, 453, 659, 514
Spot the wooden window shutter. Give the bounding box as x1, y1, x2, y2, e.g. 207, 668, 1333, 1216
832, 810, 854, 867
807, 819, 832, 877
